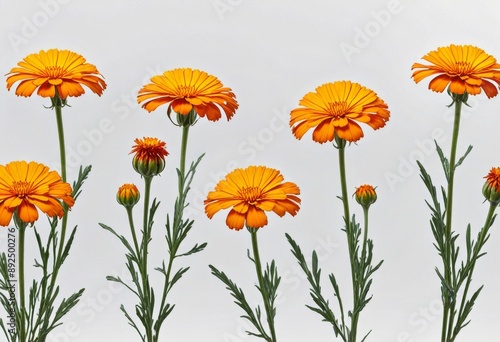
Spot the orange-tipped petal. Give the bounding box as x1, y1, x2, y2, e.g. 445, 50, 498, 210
204, 166, 301, 230
412, 44, 500, 98
290, 81, 389, 143
137, 68, 238, 122
0, 161, 74, 226
6, 48, 105, 99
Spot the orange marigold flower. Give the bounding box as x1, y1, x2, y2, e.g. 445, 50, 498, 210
116, 183, 140, 208
137, 68, 238, 122
290, 81, 390, 143
0, 161, 74, 226
204, 166, 301, 230
6, 48, 106, 99
411, 44, 500, 98
354, 184, 377, 209
482, 167, 500, 204
130, 137, 169, 177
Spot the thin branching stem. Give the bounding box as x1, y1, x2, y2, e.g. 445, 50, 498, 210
442, 98, 462, 342
250, 228, 277, 342
18, 220, 26, 342
337, 140, 359, 342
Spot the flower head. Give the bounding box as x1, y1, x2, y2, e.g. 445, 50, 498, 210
204, 166, 301, 230
137, 68, 238, 123
0, 161, 74, 226
290, 81, 390, 143
411, 44, 500, 98
354, 184, 377, 209
482, 167, 500, 204
116, 184, 140, 208
6, 49, 106, 99
130, 137, 169, 177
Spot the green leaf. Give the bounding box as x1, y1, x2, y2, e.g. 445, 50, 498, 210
453, 145, 473, 171
209, 264, 271, 340
434, 142, 450, 181
71, 165, 92, 201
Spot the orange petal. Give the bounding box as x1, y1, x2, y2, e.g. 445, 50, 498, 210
226, 209, 245, 230
0, 203, 14, 226
245, 206, 268, 229
17, 201, 39, 224
336, 120, 364, 142
171, 99, 193, 115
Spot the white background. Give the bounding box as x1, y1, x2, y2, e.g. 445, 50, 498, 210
2, 0, 500, 341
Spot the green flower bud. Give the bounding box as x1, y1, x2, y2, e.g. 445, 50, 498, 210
354, 184, 377, 209
132, 156, 166, 177
483, 167, 500, 204
116, 183, 140, 208
130, 137, 169, 177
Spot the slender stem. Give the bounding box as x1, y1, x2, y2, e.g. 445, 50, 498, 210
445, 99, 462, 238
156, 123, 191, 342
361, 207, 370, 262
40, 99, 69, 342
351, 211, 370, 342
54, 102, 69, 262
158, 251, 176, 328
142, 176, 153, 247
141, 175, 153, 342
442, 98, 463, 342
54, 102, 67, 183
250, 228, 277, 342
337, 141, 358, 342
178, 125, 190, 195
18, 220, 26, 342
338, 142, 351, 230
126, 208, 140, 261
452, 202, 497, 341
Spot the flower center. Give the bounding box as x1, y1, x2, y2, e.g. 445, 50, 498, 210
12, 181, 31, 198
44, 66, 65, 79
176, 85, 196, 97
327, 101, 349, 118
453, 61, 472, 75
239, 187, 261, 204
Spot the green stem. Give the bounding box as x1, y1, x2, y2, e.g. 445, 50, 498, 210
445, 99, 462, 238
338, 141, 351, 231
442, 98, 463, 342
361, 207, 370, 262
250, 228, 277, 342
142, 176, 153, 247
18, 220, 26, 342
126, 208, 140, 262
178, 125, 190, 195
38, 99, 69, 342
156, 123, 191, 342
157, 251, 175, 336
54, 102, 69, 262
451, 202, 497, 342
142, 176, 153, 342
337, 140, 358, 342
54, 101, 67, 183
351, 212, 370, 342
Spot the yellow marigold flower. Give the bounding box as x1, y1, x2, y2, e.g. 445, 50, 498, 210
137, 68, 238, 122
6, 48, 106, 99
411, 44, 500, 98
116, 184, 140, 208
354, 184, 377, 208
204, 166, 301, 230
482, 167, 500, 204
130, 137, 169, 177
0, 161, 74, 226
290, 81, 390, 143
